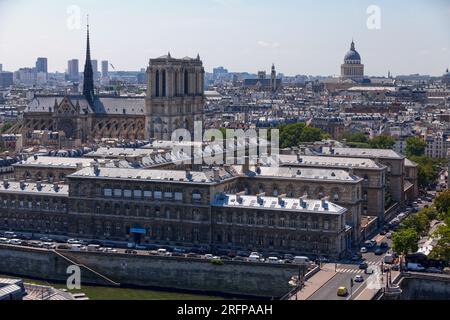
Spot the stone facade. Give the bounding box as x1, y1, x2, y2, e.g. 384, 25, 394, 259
145, 54, 205, 141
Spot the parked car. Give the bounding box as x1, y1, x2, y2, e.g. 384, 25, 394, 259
267, 257, 280, 264
375, 249, 384, 256
407, 263, 425, 272
293, 256, 311, 265
284, 254, 294, 261
354, 275, 364, 283
380, 242, 389, 249
426, 267, 443, 274
248, 254, 261, 262
386, 233, 392, 239
157, 249, 170, 256
360, 247, 368, 253
380, 230, 387, 236
384, 254, 395, 264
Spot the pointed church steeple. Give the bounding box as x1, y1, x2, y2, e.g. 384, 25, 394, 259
83, 15, 95, 104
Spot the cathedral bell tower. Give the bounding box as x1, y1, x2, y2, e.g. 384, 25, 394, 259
145, 54, 205, 141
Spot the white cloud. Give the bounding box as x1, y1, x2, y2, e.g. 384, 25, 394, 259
257, 41, 280, 48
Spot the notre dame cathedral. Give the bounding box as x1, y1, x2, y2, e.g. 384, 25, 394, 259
12, 23, 204, 146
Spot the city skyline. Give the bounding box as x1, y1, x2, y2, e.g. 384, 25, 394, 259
0, 0, 449, 76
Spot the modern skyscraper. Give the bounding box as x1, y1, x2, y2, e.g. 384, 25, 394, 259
0, 72, 13, 88
35, 57, 48, 74
101, 60, 109, 78
83, 20, 95, 103
67, 59, 79, 82
91, 60, 98, 74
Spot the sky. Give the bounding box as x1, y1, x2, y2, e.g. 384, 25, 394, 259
0, 0, 449, 76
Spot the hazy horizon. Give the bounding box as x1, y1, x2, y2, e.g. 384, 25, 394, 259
0, 0, 449, 76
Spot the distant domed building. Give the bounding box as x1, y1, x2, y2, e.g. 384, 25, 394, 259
341, 40, 364, 82
443, 68, 450, 87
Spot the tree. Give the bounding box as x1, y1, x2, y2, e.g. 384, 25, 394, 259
429, 218, 450, 261
0, 123, 13, 133
435, 189, 450, 216
410, 156, 445, 189
401, 211, 431, 236
368, 135, 395, 149
405, 137, 426, 158
278, 123, 328, 148
343, 132, 369, 143
392, 228, 419, 255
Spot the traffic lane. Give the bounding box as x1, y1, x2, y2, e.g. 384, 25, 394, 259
308, 271, 366, 300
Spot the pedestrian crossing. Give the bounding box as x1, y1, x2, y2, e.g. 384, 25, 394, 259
336, 261, 381, 274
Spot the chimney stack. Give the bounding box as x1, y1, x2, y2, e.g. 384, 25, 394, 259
53, 182, 60, 192
20, 180, 26, 190
278, 194, 287, 206
213, 168, 221, 181
256, 192, 265, 205
36, 181, 42, 191
299, 195, 308, 208
236, 191, 245, 204
3, 179, 9, 189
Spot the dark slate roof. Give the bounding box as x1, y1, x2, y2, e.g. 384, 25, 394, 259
25, 95, 145, 116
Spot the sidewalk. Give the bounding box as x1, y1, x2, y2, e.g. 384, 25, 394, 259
290, 264, 337, 300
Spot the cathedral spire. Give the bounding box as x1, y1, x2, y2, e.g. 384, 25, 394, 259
83, 15, 95, 104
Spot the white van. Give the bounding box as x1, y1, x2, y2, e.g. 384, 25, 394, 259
293, 256, 311, 265
248, 254, 261, 262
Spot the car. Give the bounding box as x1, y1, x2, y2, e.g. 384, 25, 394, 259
351, 254, 362, 261
391, 265, 400, 271
426, 267, 443, 274
354, 275, 364, 283
267, 257, 280, 264
220, 256, 232, 261
407, 263, 426, 272
42, 242, 56, 249
157, 248, 170, 256
386, 233, 392, 239
360, 247, 368, 254
204, 254, 214, 260
250, 252, 261, 258
380, 242, 389, 249
233, 256, 246, 262
0, 238, 9, 244
365, 268, 374, 275
370, 240, 377, 246
171, 252, 184, 257
248, 254, 261, 262
284, 254, 294, 261
380, 230, 387, 236
375, 249, 384, 256
337, 287, 348, 297
67, 239, 81, 245
359, 262, 368, 270
9, 239, 22, 245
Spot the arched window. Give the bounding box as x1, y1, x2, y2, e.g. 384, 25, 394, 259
184, 70, 189, 95
155, 70, 160, 97
174, 72, 178, 96
162, 70, 166, 97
